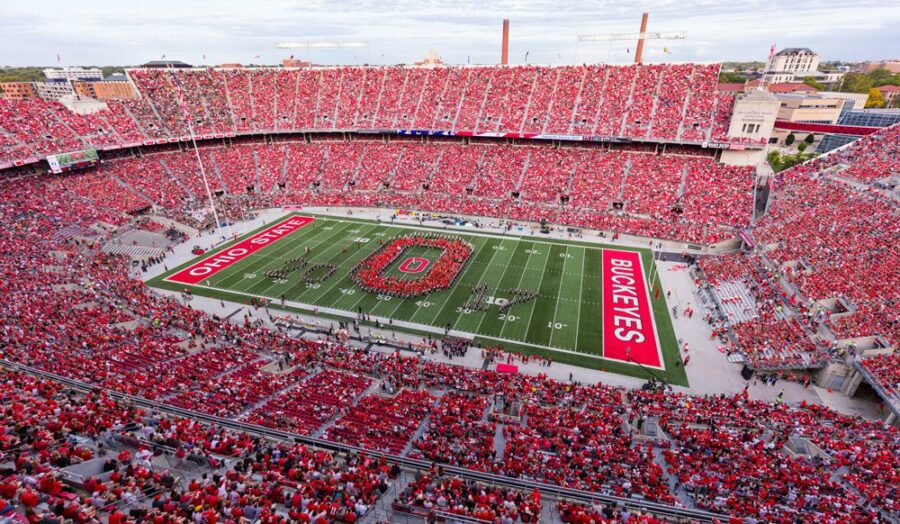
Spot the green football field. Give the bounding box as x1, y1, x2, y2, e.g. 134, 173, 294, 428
149, 212, 686, 385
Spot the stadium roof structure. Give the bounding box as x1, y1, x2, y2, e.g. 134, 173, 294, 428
142, 60, 192, 68
775, 47, 816, 55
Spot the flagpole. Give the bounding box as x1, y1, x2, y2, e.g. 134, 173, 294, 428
759, 43, 776, 91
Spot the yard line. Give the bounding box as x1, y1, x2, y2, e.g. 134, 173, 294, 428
246, 219, 365, 299
405, 234, 495, 326
454, 238, 516, 334
313, 223, 401, 312
290, 222, 383, 304
498, 243, 549, 339
340, 226, 416, 316
403, 234, 495, 326
252, 220, 360, 298
208, 215, 331, 289
454, 239, 516, 333
492, 240, 540, 335
469, 238, 526, 336
574, 247, 586, 352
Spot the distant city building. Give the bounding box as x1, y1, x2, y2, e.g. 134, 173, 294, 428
43, 67, 103, 82
770, 93, 846, 146
716, 82, 745, 94
861, 60, 900, 74
819, 91, 870, 111
282, 58, 312, 68
762, 48, 843, 86
34, 81, 75, 101
801, 70, 844, 85
767, 48, 820, 76
415, 50, 444, 67
0, 82, 38, 100
776, 93, 845, 123
72, 78, 137, 100
877, 85, 900, 106
733, 82, 868, 112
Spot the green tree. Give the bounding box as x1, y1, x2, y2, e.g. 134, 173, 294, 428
0, 67, 46, 83
840, 72, 874, 93
767, 150, 779, 161
786, 152, 816, 171
868, 68, 896, 86
99, 66, 127, 77
802, 76, 824, 90
785, 133, 796, 146
768, 150, 819, 173
866, 88, 885, 108
718, 71, 747, 83
804, 134, 815, 144
721, 61, 765, 72
767, 150, 784, 172
797, 142, 808, 152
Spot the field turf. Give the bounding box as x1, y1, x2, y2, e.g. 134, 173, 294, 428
149, 213, 687, 385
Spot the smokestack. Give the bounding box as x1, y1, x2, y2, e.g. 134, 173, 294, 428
634, 12, 649, 64
501, 19, 510, 65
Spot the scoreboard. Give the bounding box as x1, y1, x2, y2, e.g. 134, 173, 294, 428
47, 148, 99, 174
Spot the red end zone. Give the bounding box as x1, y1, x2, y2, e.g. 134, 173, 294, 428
601, 249, 663, 369
166, 216, 314, 285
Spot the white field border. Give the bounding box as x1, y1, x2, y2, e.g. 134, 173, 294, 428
599, 248, 666, 371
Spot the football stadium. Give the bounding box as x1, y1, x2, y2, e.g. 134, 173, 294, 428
0, 4, 898, 523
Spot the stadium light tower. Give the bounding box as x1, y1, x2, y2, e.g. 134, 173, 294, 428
576, 12, 686, 63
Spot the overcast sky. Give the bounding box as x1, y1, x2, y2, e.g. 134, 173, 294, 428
2, 0, 898, 67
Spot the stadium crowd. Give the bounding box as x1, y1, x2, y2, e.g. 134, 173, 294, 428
693, 124, 899, 375
0, 63, 738, 165
14, 139, 756, 245
394, 470, 542, 522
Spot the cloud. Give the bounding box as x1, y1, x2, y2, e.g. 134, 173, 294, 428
0, 0, 897, 66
